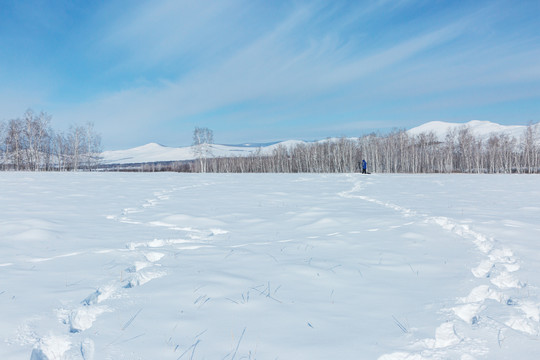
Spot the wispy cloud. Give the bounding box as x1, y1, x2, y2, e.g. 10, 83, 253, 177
55, 2, 471, 143
2, 0, 539, 148
100, 1, 243, 69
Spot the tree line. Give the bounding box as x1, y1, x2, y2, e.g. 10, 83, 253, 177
2, 112, 538, 174
0, 109, 102, 171
197, 123, 540, 174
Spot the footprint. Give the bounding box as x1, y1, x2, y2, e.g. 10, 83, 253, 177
144, 252, 165, 262
30, 335, 71, 360
82, 284, 116, 306
125, 261, 151, 273
471, 260, 494, 278
433, 322, 461, 348
490, 271, 523, 289
210, 228, 228, 236
124, 270, 166, 288
69, 306, 110, 333
452, 303, 485, 324
452, 285, 505, 324
459, 285, 505, 304
147, 239, 166, 248
488, 248, 516, 264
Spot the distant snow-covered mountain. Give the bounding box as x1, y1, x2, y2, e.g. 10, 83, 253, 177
102, 120, 529, 165
407, 120, 527, 141
101, 140, 307, 165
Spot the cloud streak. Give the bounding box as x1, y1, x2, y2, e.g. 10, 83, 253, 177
2, 0, 539, 148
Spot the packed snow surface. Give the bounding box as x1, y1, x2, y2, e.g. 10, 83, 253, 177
1, 173, 539, 359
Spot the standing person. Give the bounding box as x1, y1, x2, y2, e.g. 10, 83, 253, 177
362, 159, 367, 174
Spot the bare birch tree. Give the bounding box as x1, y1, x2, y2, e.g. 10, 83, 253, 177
192, 127, 214, 172
0, 109, 102, 171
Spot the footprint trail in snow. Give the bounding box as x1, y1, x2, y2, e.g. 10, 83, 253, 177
30, 184, 228, 360
340, 177, 540, 359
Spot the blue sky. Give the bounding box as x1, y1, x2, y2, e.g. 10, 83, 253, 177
1, 0, 539, 149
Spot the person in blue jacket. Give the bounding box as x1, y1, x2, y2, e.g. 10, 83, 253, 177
362, 159, 367, 174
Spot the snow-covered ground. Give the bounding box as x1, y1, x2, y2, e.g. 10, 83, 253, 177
1, 173, 539, 359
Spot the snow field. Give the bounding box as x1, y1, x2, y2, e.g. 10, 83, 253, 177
0, 173, 539, 359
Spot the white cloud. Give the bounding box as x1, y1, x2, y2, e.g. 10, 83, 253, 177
25, 1, 540, 147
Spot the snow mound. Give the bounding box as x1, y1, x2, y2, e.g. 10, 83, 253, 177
124, 270, 166, 288
144, 252, 164, 262
434, 323, 461, 348
82, 285, 116, 305
69, 306, 110, 333
30, 335, 71, 360
125, 261, 151, 273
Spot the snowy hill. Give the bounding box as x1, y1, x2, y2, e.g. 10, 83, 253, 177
102, 121, 529, 164
101, 140, 308, 165
102, 143, 257, 165
407, 120, 527, 141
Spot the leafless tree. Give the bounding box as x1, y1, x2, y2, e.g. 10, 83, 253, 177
21, 110, 52, 170
0, 121, 6, 168
192, 127, 214, 172
522, 122, 539, 173
199, 125, 538, 174
0, 110, 102, 171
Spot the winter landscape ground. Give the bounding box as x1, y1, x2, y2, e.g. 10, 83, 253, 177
1, 173, 539, 359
